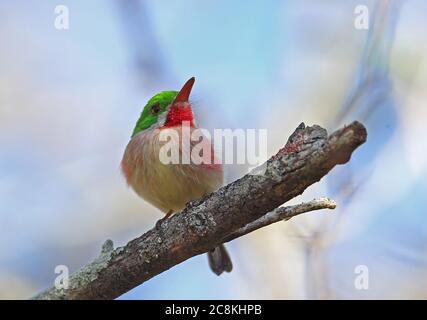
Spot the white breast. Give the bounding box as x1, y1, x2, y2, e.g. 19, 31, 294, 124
125, 126, 223, 213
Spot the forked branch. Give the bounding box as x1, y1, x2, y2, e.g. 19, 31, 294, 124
33, 121, 367, 300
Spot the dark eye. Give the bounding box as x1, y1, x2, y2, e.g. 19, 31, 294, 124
151, 102, 161, 115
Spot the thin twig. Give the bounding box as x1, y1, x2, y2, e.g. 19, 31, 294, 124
223, 198, 336, 243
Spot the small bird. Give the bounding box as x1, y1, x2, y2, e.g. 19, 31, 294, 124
121, 77, 232, 275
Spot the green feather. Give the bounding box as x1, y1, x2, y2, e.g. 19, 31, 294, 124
131, 91, 178, 137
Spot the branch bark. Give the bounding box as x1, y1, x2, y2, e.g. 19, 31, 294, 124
33, 121, 367, 300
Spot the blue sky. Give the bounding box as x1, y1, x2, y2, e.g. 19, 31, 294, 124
1, 0, 427, 299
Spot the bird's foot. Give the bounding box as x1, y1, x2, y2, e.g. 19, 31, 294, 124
155, 210, 173, 230
155, 217, 166, 230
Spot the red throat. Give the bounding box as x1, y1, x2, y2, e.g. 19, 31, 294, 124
163, 104, 195, 128
163, 77, 196, 128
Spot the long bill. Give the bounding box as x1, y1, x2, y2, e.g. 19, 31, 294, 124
174, 77, 195, 104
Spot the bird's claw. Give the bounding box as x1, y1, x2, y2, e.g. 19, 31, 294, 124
155, 218, 165, 230
155, 210, 173, 230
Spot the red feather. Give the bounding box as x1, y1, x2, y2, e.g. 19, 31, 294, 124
163, 104, 195, 128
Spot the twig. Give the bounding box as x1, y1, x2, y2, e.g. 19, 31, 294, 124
223, 198, 336, 243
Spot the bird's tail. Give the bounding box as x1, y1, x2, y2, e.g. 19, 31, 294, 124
207, 244, 233, 276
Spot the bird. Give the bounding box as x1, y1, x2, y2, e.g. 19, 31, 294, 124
121, 77, 232, 275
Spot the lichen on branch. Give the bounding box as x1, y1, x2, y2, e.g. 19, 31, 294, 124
33, 121, 367, 300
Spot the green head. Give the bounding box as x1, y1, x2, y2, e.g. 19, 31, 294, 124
131, 77, 196, 137
131, 91, 178, 137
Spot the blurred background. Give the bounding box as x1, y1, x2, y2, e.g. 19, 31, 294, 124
1, 0, 427, 299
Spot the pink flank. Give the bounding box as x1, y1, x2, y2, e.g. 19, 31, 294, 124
121, 136, 144, 186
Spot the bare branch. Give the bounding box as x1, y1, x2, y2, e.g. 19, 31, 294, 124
223, 198, 336, 243
32, 121, 367, 300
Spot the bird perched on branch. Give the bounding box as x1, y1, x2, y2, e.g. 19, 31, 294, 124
121, 77, 232, 275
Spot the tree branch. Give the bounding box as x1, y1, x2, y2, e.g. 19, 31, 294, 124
33, 121, 367, 300
223, 197, 336, 243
